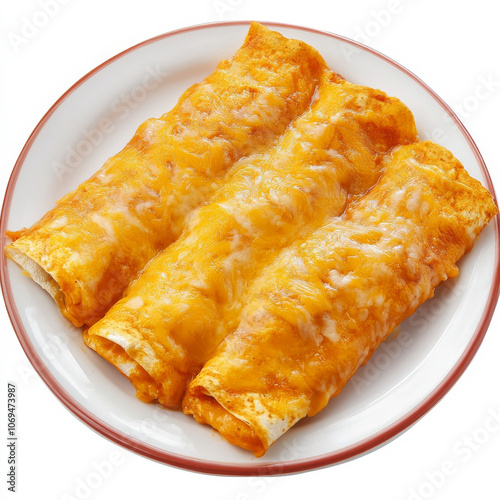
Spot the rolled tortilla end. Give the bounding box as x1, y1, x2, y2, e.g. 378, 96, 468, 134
183, 387, 266, 457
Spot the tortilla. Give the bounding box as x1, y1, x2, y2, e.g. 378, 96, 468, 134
5, 22, 326, 327
182, 141, 498, 456
83, 73, 417, 408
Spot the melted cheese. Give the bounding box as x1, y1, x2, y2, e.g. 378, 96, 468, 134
84, 75, 418, 408
182, 141, 498, 456
6, 22, 327, 327
6, 23, 497, 458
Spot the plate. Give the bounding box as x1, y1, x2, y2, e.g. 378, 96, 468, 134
1, 21, 499, 475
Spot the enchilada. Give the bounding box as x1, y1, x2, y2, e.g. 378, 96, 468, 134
182, 141, 498, 456
5, 22, 326, 327
83, 73, 417, 408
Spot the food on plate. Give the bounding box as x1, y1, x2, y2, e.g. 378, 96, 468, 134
182, 141, 498, 456
5, 22, 326, 327
83, 71, 417, 407
4, 22, 498, 458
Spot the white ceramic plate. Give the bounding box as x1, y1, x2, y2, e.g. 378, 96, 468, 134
1, 21, 499, 475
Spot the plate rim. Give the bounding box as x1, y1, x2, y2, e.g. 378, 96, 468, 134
1, 19, 499, 476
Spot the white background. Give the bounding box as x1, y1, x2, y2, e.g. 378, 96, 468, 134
1, 0, 499, 498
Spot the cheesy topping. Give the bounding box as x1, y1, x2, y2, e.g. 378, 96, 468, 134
85, 74, 417, 408
5, 23, 497, 458
6, 22, 327, 326
183, 141, 498, 455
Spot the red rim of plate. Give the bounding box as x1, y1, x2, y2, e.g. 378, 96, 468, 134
1, 20, 499, 476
